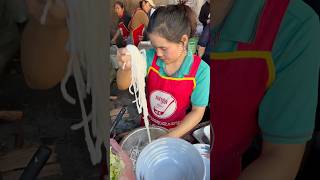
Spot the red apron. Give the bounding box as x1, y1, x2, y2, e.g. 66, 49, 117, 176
132, 24, 144, 46
118, 22, 130, 41
141, 54, 201, 129
211, 0, 289, 179
129, 9, 145, 46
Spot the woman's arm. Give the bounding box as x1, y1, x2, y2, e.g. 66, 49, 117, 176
197, 45, 205, 58
111, 29, 120, 44
166, 106, 206, 138
116, 68, 132, 90
238, 141, 306, 180
116, 48, 132, 90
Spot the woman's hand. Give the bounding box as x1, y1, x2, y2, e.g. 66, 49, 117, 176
165, 106, 206, 138
110, 139, 135, 180
116, 47, 132, 90
117, 48, 132, 71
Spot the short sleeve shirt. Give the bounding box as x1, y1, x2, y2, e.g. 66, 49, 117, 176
146, 49, 210, 107
212, 0, 320, 144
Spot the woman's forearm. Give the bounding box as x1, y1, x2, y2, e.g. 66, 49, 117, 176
239, 141, 306, 180
166, 106, 205, 138
116, 69, 132, 90
112, 30, 120, 42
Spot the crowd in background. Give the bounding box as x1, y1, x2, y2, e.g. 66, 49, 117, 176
110, 0, 210, 63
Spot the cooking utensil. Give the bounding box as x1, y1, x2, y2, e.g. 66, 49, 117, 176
203, 125, 210, 141
20, 146, 52, 180
120, 126, 168, 167
110, 106, 127, 136
193, 126, 210, 144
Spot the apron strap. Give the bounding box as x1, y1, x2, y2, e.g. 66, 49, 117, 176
151, 53, 160, 71
186, 55, 202, 77
238, 0, 290, 51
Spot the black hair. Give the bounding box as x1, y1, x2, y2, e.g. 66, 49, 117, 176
146, 4, 197, 43
114, 1, 125, 9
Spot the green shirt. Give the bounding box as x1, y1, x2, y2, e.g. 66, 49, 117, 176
213, 0, 320, 144
146, 49, 210, 107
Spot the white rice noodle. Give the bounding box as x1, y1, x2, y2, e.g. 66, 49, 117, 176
40, 0, 52, 25
126, 45, 151, 143
60, 0, 108, 165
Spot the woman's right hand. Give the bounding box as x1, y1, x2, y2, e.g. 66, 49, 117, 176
117, 47, 132, 71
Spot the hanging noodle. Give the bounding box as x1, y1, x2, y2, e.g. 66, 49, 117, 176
58, 0, 109, 165
126, 45, 151, 143
40, 0, 52, 25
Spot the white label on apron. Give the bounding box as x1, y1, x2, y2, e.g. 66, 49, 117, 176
150, 90, 177, 119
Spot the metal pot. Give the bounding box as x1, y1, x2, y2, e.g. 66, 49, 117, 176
120, 126, 168, 167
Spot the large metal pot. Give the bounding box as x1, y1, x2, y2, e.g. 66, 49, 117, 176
120, 126, 168, 167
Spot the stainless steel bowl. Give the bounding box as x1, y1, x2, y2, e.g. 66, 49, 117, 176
120, 126, 168, 167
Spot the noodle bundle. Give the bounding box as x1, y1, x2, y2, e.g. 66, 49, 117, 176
126, 45, 151, 143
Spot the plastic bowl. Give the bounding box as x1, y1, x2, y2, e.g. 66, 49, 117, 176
135, 137, 205, 180
193, 144, 210, 180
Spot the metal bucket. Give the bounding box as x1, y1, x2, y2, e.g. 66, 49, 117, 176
120, 126, 168, 167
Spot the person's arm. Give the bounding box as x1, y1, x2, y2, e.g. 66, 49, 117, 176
239, 141, 306, 180
117, 48, 153, 90
166, 106, 206, 138
116, 48, 132, 90
111, 29, 120, 44
197, 45, 205, 58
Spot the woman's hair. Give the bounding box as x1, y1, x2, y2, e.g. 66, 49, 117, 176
114, 1, 125, 9
146, 4, 197, 43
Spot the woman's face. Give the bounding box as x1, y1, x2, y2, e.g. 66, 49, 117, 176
149, 33, 186, 65
142, 1, 152, 13
114, 4, 124, 17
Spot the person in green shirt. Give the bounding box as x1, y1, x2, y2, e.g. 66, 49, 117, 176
211, 0, 320, 179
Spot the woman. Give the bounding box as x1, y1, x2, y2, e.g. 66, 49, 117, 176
117, 4, 210, 138
127, 0, 155, 46
111, 1, 131, 47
